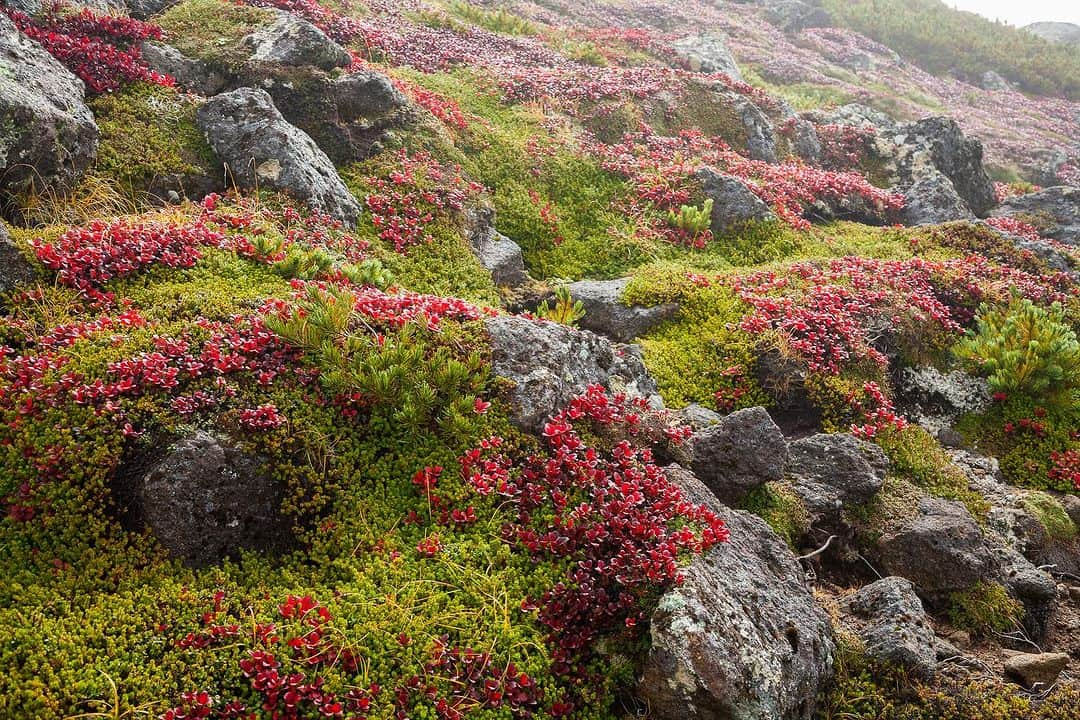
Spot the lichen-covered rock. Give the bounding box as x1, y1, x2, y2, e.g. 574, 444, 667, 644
0, 13, 99, 200
0, 223, 35, 294
990, 186, 1079, 245
681, 406, 788, 503
696, 167, 776, 233
995, 546, 1058, 641
484, 315, 659, 435
677, 403, 724, 430
243, 9, 350, 71
640, 466, 834, 720
196, 87, 361, 224
125, 431, 292, 567
250, 68, 412, 165
897, 365, 991, 439
787, 433, 888, 505
566, 277, 678, 343
464, 204, 528, 287
887, 117, 995, 217
899, 172, 975, 225
672, 33, 742, 79
732, 94, 778, 162
875, 496, 998, 602
842, 577, 938, 679
141, 41, 226, 96
470, 229, 527, 287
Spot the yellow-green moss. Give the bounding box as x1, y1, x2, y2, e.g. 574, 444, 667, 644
158, 0, 273, 72
740, 481, 811, 549
90, 83, 216, 193
947, 581, 1024, 636
1023, 492, 1078, 541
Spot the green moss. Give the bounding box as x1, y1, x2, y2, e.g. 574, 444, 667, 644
157, 0, 273, 72
626, 270, 769, 410
1023, 492, 1078, 541
875, 425, 991, 520
740, 481, 811, 548
90, 83, 216, 194
956, 397, 1080, 493
742, 66, 856, 111
947, 581, 1023, 636
820, 638, 1080, 719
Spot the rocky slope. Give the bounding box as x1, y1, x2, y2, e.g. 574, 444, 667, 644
0, 0, 1079, 718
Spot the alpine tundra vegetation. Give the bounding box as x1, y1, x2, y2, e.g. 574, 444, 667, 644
0, 0, 1079, 718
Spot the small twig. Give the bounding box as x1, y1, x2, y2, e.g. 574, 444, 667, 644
855, 551, 883, 580
796, 534, 837, 562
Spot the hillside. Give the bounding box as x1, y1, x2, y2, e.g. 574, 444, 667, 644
0, 0, 1079, 719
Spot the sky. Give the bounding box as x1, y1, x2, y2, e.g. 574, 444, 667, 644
947, 0, 1080, 27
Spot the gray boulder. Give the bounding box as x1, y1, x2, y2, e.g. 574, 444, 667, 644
672, 33, 742, 80
250, 68, 412, 165
677, 403, 724, 430
875, 496, 998, 602
334, 70, 410, 122
899, 172, 975, 225
1062, 494, 1080, 527
566, 277, 678, 343
996, 546, 1058, 641
980, 71, 1011, 92
696, 167, 776, 234
464, 204, 527, 287
787, 433, 887, 505
990, 186, 1080, 245
0, 223, 34, 294
141, 41, 226, 96
887, 117, 995, 218
732, 94, 778, 162
762, 0, 832, 33
243, 9, 350, 71
126, 0, 180, 19
841, 577, 937, 679
471, 230, 527, 287
639, 466, 835, 720
897, 365, 991, 439
128, 431, 292, 567
484, 315, 659, 435
196, 87, 361, 225
0, 13, 99, 200
681, 406, 788, 503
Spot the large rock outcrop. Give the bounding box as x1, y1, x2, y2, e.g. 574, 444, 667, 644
0, 13, 99, 201
639, 467, 835, 720
990, 186, 1079, 245
484, 315, 659, 434
124, 431, 293, 567
196, 87, 361, 224
250, 68, 413, 165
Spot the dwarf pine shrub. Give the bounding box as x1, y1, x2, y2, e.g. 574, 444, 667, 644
955, 298, 1080, 407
